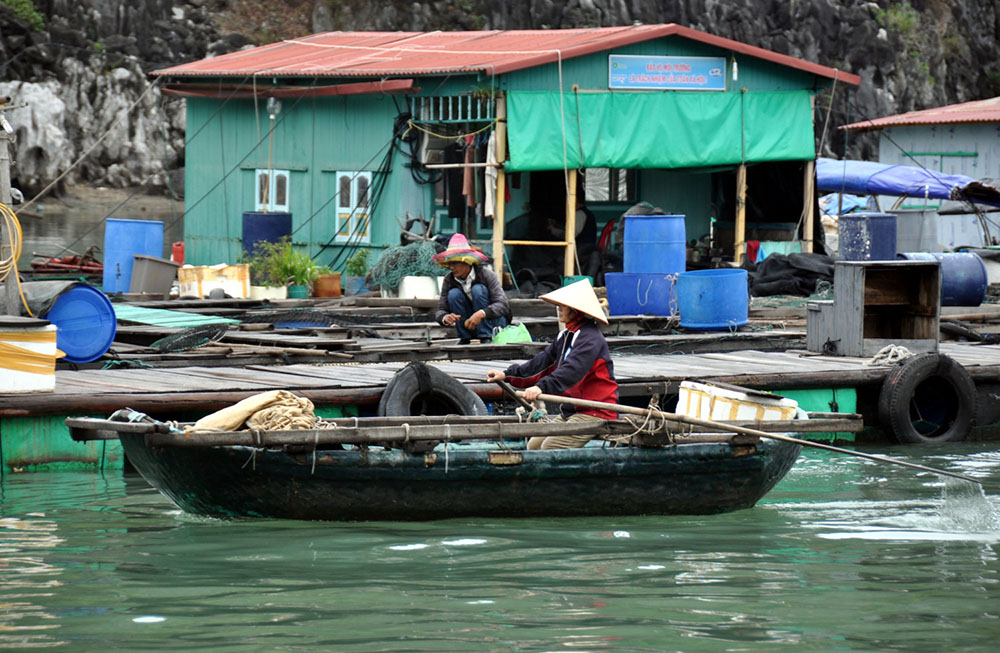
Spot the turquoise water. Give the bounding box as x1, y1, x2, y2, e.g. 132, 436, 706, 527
2, 445, 999, 651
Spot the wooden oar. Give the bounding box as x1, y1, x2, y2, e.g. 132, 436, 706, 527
495, 379, 535, 412
531, 391, 983, 486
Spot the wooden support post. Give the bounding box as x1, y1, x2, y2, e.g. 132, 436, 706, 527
492, 95, 507, 279
802, 159, 815, 253
564, 168, 577, 279
733, 163, 747, 265
0, 129, 20, 315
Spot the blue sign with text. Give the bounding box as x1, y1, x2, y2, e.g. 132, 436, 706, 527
608, 55, 727, 91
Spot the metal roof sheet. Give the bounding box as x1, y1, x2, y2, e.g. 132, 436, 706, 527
843, 96, 1000, 131
151, 25, 859, 86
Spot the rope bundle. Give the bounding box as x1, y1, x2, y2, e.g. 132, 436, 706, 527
0, 201, 31, 315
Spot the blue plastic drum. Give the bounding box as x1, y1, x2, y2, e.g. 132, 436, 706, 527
839, 212, 897, 261
676, 269, 749, 331
623, 214, 686, 274
897, 252, 987, 306
43, 285, 117, 363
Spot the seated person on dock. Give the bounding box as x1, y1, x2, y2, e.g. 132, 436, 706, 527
433, 233, 511, 344
486, 279, 618, 450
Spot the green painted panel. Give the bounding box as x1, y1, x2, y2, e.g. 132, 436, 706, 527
186, 95, 413, 268
504, 37, 825, 92
1, 415, 124, 471
314, 406, 359, 419
638, 170, 714, 242
774, 388, 858, 443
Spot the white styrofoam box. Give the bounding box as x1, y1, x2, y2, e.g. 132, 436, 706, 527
397, 276, 440, 299
0, 324, 60, 393
676, 380, 798, 421
249, 285, 288, 300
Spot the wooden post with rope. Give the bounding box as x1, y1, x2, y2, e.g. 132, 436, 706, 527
733, 162, 747, 265
0, 123, 20, 315
564, 168, 578, 279
491, 94, 507, 279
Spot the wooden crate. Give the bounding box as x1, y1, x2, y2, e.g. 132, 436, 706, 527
807, 261, 940, 357
178, 264, 251, 299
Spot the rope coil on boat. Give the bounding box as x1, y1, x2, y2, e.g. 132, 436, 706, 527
865, 344, 915, 366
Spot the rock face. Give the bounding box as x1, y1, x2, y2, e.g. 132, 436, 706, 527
0, 0, 997, 195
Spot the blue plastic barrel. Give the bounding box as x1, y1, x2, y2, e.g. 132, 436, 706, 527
42, 285, 117, 363
676, 269, 749, 331
623, 214, 686, 274
604, 272, 677, 316
839, 212, 897, 261
897, 252, 988, 306
103, 219, 164, 293
242, 212, 292, 256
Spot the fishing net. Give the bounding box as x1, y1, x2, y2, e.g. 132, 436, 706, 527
150, 324, 228, 353
367, 241, 445, 291
240, 309, 340, 328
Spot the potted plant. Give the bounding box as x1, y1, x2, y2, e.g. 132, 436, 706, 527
341, 248, 371, 296
246, 238, 329, 299
245, 239, 289, 300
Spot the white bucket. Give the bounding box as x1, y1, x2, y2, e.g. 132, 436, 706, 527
0, 324, 62, 393
677, 380, 798, 421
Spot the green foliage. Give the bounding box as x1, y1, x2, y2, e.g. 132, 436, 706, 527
2, 0, 45, 32
245, 237, 329, 287
343, 248, 371, 277
874, 2, 921, 48
873, 1, 935, 84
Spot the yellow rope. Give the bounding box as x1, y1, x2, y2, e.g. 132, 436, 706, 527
406, 119, 496, 141
0, 202, 33, 316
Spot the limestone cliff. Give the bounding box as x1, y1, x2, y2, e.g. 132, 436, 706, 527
0, 0, 997, 196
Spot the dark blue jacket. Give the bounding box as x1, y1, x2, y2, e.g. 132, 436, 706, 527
504, 321, 618, 419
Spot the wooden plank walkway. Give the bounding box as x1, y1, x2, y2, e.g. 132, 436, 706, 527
7, 342, 1000, 417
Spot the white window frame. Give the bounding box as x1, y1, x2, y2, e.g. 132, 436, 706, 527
334, 170, 372, 244
255, 169, 290, 212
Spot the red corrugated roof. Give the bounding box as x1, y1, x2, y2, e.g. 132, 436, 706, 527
151, 25, 859, 86
843, 96, 1000, 131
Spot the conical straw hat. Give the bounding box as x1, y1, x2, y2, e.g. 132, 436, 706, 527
539, 278, 608, 324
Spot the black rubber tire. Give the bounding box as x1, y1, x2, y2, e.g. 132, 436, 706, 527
877, 353, 975, 444
378, 362, 488, 417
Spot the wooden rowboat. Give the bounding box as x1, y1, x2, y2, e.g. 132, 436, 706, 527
67, 413, 803, 521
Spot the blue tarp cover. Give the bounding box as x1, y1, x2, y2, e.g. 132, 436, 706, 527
815, 157, 977, 200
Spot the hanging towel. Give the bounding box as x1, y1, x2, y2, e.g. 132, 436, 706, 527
484, 131, 498, 219
462, 137, 475, 208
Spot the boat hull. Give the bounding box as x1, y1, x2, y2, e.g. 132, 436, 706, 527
120, 434, 801, 521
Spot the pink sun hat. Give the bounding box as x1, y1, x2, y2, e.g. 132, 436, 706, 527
432, 233, 489, 267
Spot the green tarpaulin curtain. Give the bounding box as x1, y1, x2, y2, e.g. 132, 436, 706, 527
506, 90, 815, 171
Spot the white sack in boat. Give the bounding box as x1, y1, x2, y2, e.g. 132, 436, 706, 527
187, 390, 315, 432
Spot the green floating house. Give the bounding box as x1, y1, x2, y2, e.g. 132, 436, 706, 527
152, 24, 860, 280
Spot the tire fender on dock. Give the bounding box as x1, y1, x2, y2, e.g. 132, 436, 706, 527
378, 361, 488, 418
877, 353, 975, 444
